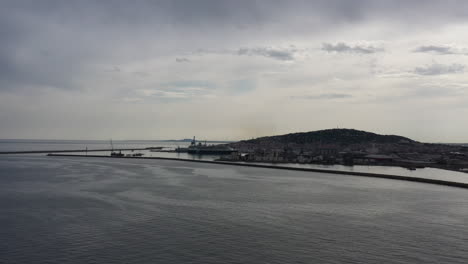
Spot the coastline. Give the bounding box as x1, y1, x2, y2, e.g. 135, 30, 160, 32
46, 153, 468, 190
220, 159, 468, 175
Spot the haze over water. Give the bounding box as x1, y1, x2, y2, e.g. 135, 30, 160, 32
1, 155, 467, 263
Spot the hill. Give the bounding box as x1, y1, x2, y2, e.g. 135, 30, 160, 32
238, 129, 416, 146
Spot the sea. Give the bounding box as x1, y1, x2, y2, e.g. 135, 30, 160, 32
0, 155, 467, 263
0, 139, 193, 152
1, 139, 468, 184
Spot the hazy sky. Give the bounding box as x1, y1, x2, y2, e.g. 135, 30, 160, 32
2, 0, 468, 142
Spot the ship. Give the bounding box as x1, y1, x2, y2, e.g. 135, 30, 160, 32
109, 139, 124, 157
186, 137, 236, 155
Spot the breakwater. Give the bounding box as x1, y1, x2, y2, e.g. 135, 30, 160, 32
47, 154, 468, 190
0, 148, 148, 155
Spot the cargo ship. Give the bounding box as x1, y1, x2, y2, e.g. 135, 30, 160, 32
186, 137, 236, 155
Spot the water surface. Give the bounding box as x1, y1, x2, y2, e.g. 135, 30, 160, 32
3, 139, 468, 183
0, 155, 467, 263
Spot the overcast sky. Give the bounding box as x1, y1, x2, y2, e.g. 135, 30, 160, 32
2, 0, 468, 142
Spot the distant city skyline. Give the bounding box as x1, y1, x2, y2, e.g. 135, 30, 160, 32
2, 1, 468, 142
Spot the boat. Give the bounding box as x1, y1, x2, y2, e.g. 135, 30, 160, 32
146, 147, 163, 151
110, 150, 124, 157
175, 147, 189, 153
109, 139, 124, 157
187, 137, 236, 155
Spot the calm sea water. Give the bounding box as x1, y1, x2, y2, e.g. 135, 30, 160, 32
0, 139, 192, 152
0, 155, 467, 263
2, 139, 468, 184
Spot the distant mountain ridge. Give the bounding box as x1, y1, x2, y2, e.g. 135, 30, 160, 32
240, 129, 416, 145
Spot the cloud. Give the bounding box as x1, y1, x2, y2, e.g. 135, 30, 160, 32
3, 0, 468, 141
105, 66, 121, 72
291, 93, 352, 100
133, 80, 216, 100
413, 45, 456, 55
322, 42, 383, 54
138, 88, 213, 100
228, 79, 255, 95
0, 1, 463, 92
413, 63, 465, 76
162, 80, 215, 90
140, 89, 189, 99
237, 47, 295, 61
413, 44, 468, 56
409, 83, 465, 98
176, 57, 190, 63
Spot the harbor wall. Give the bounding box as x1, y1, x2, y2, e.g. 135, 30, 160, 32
0, 148, 147, 154
46, 154, 468, 190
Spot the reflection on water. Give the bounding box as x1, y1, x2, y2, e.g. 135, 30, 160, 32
2, 139, 468, 185
263, 163, 468, 184
66, 149, 468, 185
0, 155, 467, 264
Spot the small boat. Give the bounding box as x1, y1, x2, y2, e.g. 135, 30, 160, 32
111, 151, 124, 157
146, 147, 163, 151
175, 147, 189, 153
110, 139, 124, 157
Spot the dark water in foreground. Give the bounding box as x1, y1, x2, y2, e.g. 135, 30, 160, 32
1, 155, 467, 263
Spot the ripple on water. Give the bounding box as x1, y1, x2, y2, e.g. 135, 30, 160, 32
0, 155, 468, 264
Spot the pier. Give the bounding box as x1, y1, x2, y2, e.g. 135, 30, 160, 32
0, 148, 149, 155
46, 153, 468, 190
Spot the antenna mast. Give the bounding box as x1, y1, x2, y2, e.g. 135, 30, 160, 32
110, 139, 114, 151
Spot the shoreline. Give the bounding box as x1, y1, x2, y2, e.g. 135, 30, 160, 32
0, 148, 148, 154
45, 153, 468, 190
222, 159, 468, 175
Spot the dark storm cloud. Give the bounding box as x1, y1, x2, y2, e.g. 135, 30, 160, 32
322, 42, 383, 54
0, 14, 30, 89
413, 63, 465, 76
0, 2, 107, 91
2, 0, 468, 92
4, 1, 468, 31
169, 0, 468, 24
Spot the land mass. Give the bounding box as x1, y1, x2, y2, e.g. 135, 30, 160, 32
159, 139, 234, 143
223, 129, 468, 172
239, 129, 415, 145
